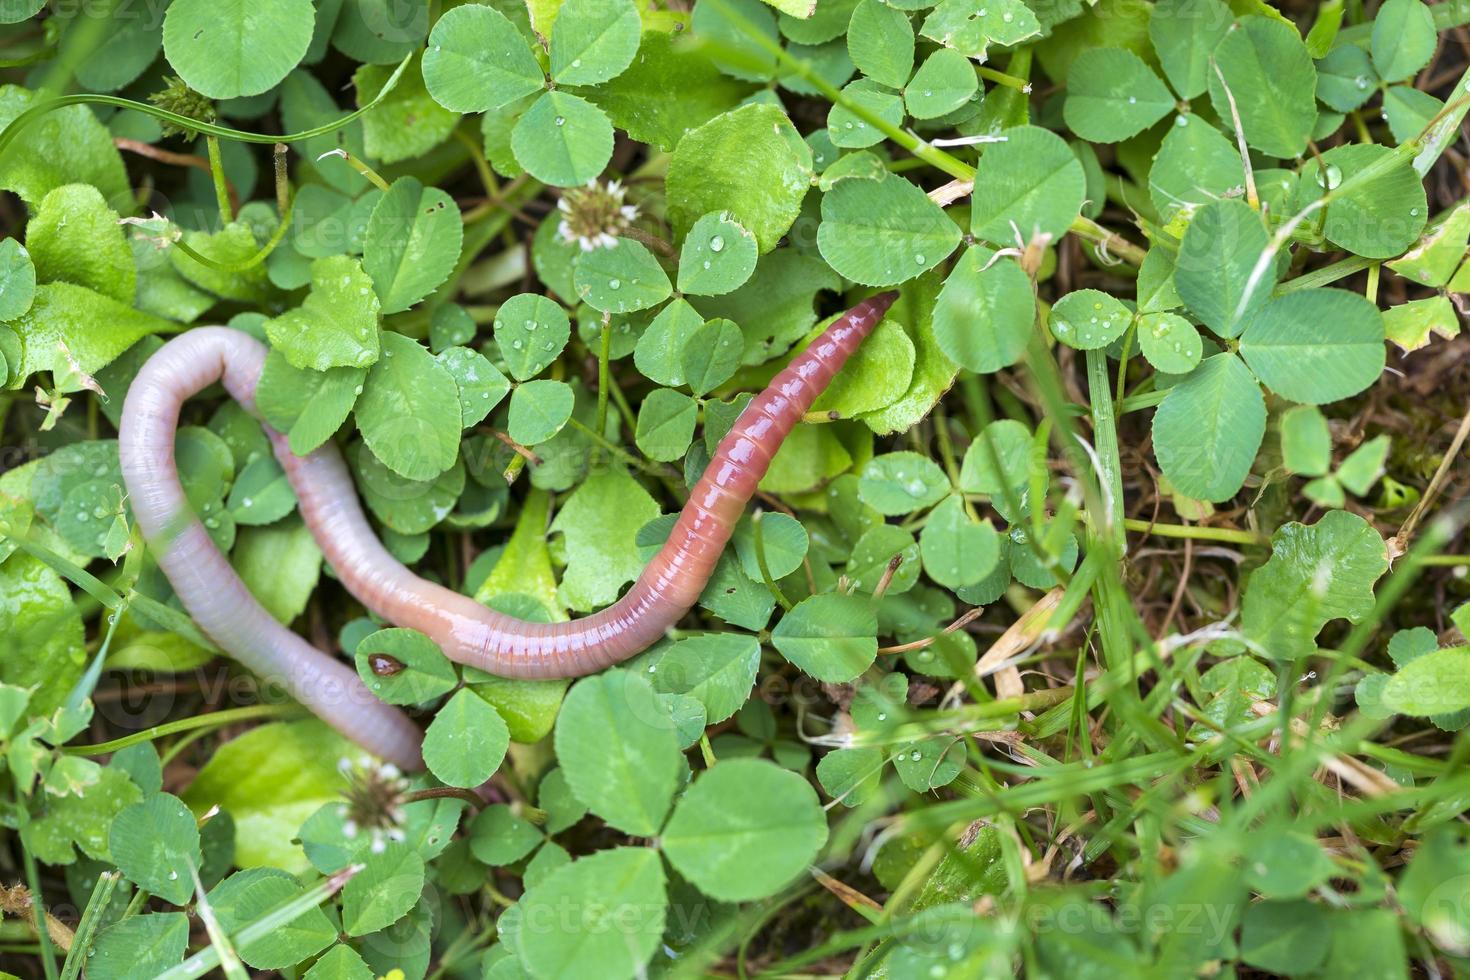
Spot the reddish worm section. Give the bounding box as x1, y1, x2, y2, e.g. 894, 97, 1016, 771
118, 291, 896, 766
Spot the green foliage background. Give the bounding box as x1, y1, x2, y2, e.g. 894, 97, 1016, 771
1, 0, 1470, 976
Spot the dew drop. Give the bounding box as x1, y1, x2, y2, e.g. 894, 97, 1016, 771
571, 58, 582, 68
609, 278, 621, 289
512, 339, 524, 349
910, 750, 922, 761
1315, 164, 1343, 190
1127, 95, 1137, 105
554, 116, 566, 127
1002, 9, 1013, 20
709, 234, 725, 252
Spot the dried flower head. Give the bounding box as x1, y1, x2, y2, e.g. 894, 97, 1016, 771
337, 755, 409, 854
149, 76, 216, 139
557, 179, 639, 252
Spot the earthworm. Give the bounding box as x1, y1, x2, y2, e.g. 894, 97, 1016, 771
118, 291, 896, 767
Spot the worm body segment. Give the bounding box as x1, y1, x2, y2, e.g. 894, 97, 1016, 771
118, 291, 896, 764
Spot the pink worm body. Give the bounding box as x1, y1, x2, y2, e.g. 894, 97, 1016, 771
118, 292, 896, 769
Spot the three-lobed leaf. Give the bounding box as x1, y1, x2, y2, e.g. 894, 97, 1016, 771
266, 255, 381, 371
1064, 48, 1175, 143
355, 332, 462, 480
817, 175, 961, 287
494, 293, 572, 380
553, 670, 682, 836
771, 592, 878, 681
665, 103, 814, 253
549, 0, 642, 85
363, 177, 463, 314
163, 0, 314, 100
678, 212, 760, 296
1152, 353, 1265, 502
422, 4, 545, 112
661, 758, 829, 901
422, 689, 510, 788
574, 237, 672, 313
512, 91, 616, 188
1207, 15, 1318, 159
1238, 289, 1385, 404
1241, 510, 1389, 661
969, 126, 1085, 245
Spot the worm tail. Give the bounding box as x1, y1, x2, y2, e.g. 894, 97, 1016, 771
444, 290, 900, 677
118, 328, 425, 771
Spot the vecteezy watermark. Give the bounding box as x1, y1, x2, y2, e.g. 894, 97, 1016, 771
48, 0, 169, 28
1417, 874, 1470, 955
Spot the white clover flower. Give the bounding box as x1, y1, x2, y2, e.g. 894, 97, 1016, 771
557, 179, 641, 252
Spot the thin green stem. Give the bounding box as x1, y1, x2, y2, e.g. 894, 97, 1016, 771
453, 127, 499, 200
596, 312, 613, 459
0, 527, 124, 611
206, 136, 233, 226
976, 65, 1031, 92
565, 417, 667, 478
1278, 255, 1374, 292
19, 816, 59, 980
273, 143, 290, 217
1069, 215, 1148, 267
61, 704, 303, 756
1084, 350, 1126, 555
0, 55, 413, 158
322, 149, 392, 192
1119, 518, 1267, 546
752, 511, 794, 612
1416, 554, 1470, 566
697, 0, 975, 181
402, 786, 486, 810
173, 194, 295, 273
1117, 388, 1169, 414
